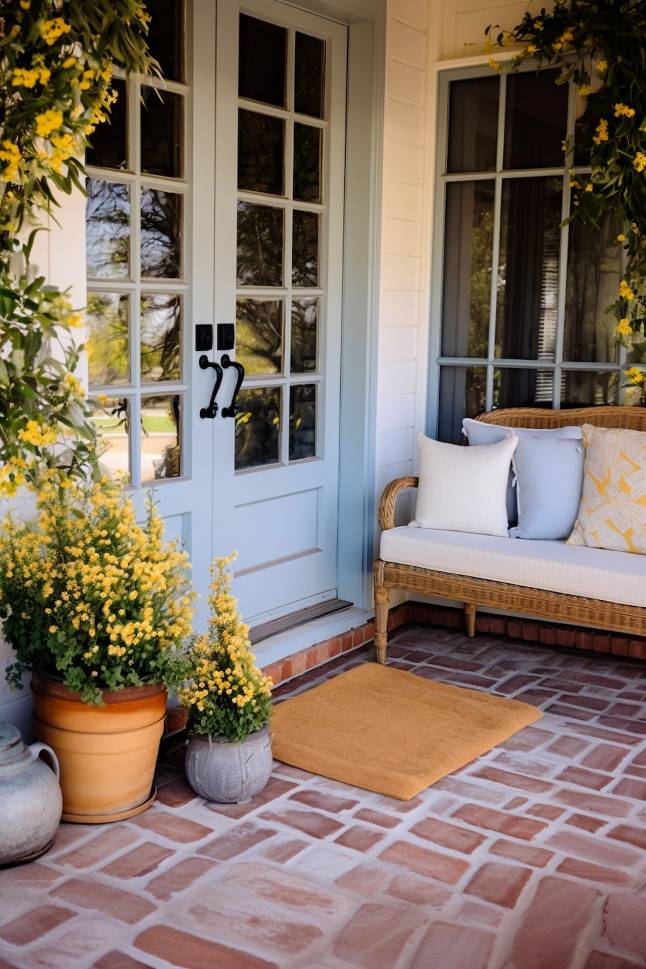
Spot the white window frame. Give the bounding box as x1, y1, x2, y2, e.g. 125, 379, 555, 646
85, 42, 191, 488
427, 62, 629, 438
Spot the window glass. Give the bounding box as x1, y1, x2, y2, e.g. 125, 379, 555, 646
141, 395, 181, 480
561, 371, 619, 407
87, 79, 127, 170
141, 88, 183, 178
237, 110, 284, 196
493, 369, 554, 409
564, 215, 622, 364
147, 0, 185, 82
87, 292, 130, 386
86, 180, 130, 279
441, 181, 494, 358
239, 15, 286, 108
295, 33, 325, 118
496, 177, 562, 360
504, 70, 568, 169
437, 367, 486, 444
447, 76, 499, 173
235, 387, 281, 470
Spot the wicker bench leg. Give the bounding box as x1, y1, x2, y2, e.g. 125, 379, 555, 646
374, 586, 390, 664
465, 602, 477, 638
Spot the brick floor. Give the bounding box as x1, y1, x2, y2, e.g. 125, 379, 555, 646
1, 626, 645, 969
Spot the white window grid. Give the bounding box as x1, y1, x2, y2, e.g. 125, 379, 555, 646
428, 63, 630, 436
236, 21, 330, 469
86, 56, 191, 487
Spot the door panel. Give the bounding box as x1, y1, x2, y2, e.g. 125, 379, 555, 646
210, 0, 347, 624
86, 0, 214, 629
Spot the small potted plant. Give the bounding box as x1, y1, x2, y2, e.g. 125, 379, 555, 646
0, 472, 194, 823
181, 555, 273, 804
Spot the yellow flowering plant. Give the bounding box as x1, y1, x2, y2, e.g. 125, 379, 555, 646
180, 556, 273, 743
486, 1, 646, 346
0, 473, 194, 704
0, 0, 157, 479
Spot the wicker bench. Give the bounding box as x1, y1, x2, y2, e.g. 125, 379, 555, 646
373, 406, 646, 663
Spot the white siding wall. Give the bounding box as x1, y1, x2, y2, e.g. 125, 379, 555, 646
0, 193, 86, 733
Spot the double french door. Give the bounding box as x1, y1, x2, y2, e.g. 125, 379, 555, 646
86, 0, 347, 630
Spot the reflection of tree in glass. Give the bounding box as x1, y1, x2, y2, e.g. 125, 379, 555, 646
235, 388, 280, 469
87, 293, 129, 385
236, 203, 283, 287
562, 371, 618, 407
141, 294, 181, 381
141, 189, 182, 278
564, 213, 621, 366
292, 211, 318, 287
237, 110, 284, 195
295, 34, 325, 118
289, 385, 316, 460
141, 395, 180, 479
236, 299, 282, 375
469, 205, 492, 361
86, 179, 129, 278
291, 298, 317, 372
293, 124, 321, 202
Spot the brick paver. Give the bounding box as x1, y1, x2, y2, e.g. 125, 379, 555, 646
0, 625, 645, 969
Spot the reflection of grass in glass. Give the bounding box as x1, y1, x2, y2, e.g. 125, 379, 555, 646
141, 415, 175, 434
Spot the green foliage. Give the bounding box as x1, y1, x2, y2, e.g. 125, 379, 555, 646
486, 0, 646, 347
180, 557, 273, 743
0, 0, 157, 480
0, 473, 194, 703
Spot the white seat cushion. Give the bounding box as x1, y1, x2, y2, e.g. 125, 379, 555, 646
380, 526, 646, 608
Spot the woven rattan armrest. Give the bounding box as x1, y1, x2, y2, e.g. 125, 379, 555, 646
378, 476, 419, 531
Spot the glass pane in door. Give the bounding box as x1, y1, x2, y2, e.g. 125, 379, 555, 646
239, 15, 287, 107
236, 202, 284, 286
87, 292, 130, 386
235, 387, 281, 470
237, 110, 285, 195
236, 298, 283, 375
295, 32, 325, 118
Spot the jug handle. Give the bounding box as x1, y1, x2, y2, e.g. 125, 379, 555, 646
28, 742, 60, 781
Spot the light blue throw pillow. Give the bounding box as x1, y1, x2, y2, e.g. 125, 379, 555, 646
462, 419, 582, 526
510, 435, 584, 540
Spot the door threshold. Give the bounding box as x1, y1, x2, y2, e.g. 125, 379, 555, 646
250, 598, 353, 645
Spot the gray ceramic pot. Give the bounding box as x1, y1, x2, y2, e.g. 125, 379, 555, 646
185, 726, 272, 803
0, 723, 62, 867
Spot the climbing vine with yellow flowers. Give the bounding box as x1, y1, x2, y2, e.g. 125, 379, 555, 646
487, 1, 645, 356
0, 0, 156, 494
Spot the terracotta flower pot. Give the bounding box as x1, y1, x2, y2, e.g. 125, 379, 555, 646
32, 674, 167, 824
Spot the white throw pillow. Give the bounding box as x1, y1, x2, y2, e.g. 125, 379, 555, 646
412, 433, 518, 537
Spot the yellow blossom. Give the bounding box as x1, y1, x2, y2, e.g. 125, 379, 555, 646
593, 119, 609, 144
616, 318, 632, 337
626, 367, 645, 385
617, 233, 626, 243
35, 109, 64, 138
17, 420, 57, 447
619, 279, 636, 301
487, 56, 502, 72
634, 152, 646, 173
614, 103, 636, 119
585, 182, 593, 192
595, 59, 608, 74
39, 17, 71, 45
62, 56, 77, 69
0, 141, 21, 182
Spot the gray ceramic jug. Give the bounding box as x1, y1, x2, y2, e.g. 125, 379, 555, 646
0, 723, 62, 867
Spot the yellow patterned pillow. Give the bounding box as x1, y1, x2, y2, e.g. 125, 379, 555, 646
568, 424, 646, 554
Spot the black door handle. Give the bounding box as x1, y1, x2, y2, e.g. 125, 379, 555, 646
199, 354, 223, 419
221, 354, 245, 418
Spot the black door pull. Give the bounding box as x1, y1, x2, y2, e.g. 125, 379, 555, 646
221, 354, 245, 418
199, 354, 223, 419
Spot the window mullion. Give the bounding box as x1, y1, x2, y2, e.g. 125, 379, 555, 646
485, 73, 506, 411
